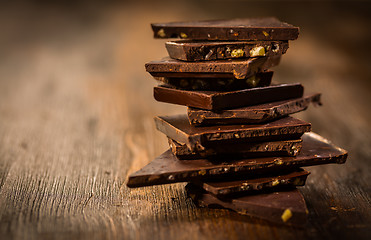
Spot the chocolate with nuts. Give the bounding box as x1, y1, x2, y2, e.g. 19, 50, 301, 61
196, 168, 310, 196
166, 40, 289, 61
168, 138, 302, 159
154, 83, 304, 110
156, 71, 273, 91
152, 18, 299, 41
186, 184, 308, 225
145, 56, 280, 79
156, 115, 310, 151
188, 93, 322, 126
126, 132, 348, 188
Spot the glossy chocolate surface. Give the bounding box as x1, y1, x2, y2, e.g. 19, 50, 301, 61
154, 83, 304, 110
146, 56, 280, 79
196, 169, 310, 196
168, 138, 302, 159
188, 93, 321, 125
166, 40, 289, 61
152, 18, 299, 40
156, 115, 310, 151
155, 71, 273, 91
186, 184, 307, 225
127, 132, 348, 187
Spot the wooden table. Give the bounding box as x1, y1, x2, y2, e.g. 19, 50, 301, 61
0, 2, 370, 240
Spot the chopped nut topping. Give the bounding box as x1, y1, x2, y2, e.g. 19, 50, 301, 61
272, 43, 280, 53
281, 209, 293, 222
205, 49, 214, 60
274, 158, 284, 165
271, 179, 280, 187
249, 46, 266, 57
240, 184, 250, 190
218, 189, 229, 195
157, 29, 166, 38
231, 49, 244, 58
290, 145, 299, 155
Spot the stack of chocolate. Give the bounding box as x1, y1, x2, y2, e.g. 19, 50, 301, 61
127, 18, 348, 225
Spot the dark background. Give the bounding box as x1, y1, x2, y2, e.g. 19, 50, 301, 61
0, 1, 370, 239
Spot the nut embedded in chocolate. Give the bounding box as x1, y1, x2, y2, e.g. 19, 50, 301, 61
155, 71, 273, 92
155, 115, 311, 151
168, 138, 303, 159
194, 168, 310, 196
185, 184, 308, 225
187, 93, 322, 125
126, 132, 348, 188
145, 56, 280, 80
152, 18, 300, 40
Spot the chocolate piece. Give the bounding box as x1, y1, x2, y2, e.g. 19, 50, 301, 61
155, 71, 273, 91
154, 83, 304, 110
146, 56, 280, 79
168, 138, 302, 159
186, 184, 307, 225
126, 132, 348, 187
155, 115, 310, 151
166, 40, 289, 61
152, 18, 299, 41
188, 93, 322, 126
196, 169, 310, 196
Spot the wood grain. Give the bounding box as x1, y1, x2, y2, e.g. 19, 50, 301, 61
0, 2, 370, 240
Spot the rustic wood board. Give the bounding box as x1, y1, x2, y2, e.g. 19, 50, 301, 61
0, 2, 370, 240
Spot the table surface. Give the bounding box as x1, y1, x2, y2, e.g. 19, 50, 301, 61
0, 2, 370, 240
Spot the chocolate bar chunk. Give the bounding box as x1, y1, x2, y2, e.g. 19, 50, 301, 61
152, 18, 299, 41
186, 184, 307, 225
168, 138, 302, 159
154, 83, 304, 110
166, 40, 289, 61
196, 169, 310, 196
126, 132, 348, 187
155, 115, 310, 151
188, 93, 322, 126
145, 56, 280, 79
155, 71, 273, 91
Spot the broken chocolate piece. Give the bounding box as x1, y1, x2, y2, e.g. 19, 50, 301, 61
152, 18, 299, 40
156, 115, 310, 151
186, 184, 307, 225
126, 132, 348, 187
145, 56, 280, 80
168, 138, 302, 159
188, 93, 322, 125
155, 71, 273, 91
195, 169, 310, 196
154, 83, 304, 110
166, 40, 289, 61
